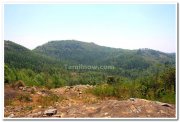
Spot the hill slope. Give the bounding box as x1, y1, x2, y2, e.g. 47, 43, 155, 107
5, 40, 63, 72
34, 40, 175, 70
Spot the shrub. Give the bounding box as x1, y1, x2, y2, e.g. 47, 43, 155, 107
91, 82, 133, 100
91, 84, 115, 98
107, 76, 116, 85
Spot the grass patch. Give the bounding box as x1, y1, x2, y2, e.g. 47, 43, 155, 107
24, 106, 33, 111
91, 84, 130, 100
4, 99, 14, 106
159, 92, 175, 104
37, 93, 63, 107
91, 84, 115, 98
17, 93, 32, 102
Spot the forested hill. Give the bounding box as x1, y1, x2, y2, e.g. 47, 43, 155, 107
33, 40, 120, 65
4, 40, 63, 72
4, 40, 176, 103
5, 40, 175, 71
33, 40, 175, 69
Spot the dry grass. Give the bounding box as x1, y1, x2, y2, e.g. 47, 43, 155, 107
37, 93, 64, 107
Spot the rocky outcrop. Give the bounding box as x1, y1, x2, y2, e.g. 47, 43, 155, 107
4, 85, 176, 118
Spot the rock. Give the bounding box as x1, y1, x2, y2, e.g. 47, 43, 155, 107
48, 106, 53, 109
130, 98, 135, 101
55, 102, 59, 106
161, 103, 172, 108
37, 91, 42, 95
19, 86, 24, 90
52, 114, 61, 117
41, 89, 46, 93
79, 91, 82, 95
27, 88, 32, 92
44, 109, 57, 116
8, 113, 14, 118
104, 112, 108, 116
129, 105, 138, 113
160, 110, 166, 114
22, 87, 27, 91
14, 107, 23, 112
155, 101, 172, 108
76, 88, 80, 92
28, 111, 42, 117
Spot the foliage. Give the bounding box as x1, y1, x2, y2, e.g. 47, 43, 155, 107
4, 40, 176, 103
91, 70, 175, 103
107, 76, 116, 85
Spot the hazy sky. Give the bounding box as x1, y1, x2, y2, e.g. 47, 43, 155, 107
4, 4, 176, 53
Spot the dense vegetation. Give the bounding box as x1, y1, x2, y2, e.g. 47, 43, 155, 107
4, 40, 176, 103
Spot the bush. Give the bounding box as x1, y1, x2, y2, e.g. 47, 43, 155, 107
91, 84, 115, 98
91, 82, 135, 100
107, 76, 116, 85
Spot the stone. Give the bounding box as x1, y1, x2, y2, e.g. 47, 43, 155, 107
27, 88, 32, 92
37, 92, 42, 95
161, 103, 172, 108
22, 87, 27, 91
44, 109, 57, 116
8, 113, 14, 118
104, 112, 108, 116
155, 101, 172, 108
52, 114, 61, 117
19, 86, 24, 90
130, 98, 135, 101
14, 107, 23, 112
28, 111, 42, 117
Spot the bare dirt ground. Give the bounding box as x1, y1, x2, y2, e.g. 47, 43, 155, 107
4, 85, 176, 118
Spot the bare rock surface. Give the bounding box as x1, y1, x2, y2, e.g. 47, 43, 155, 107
4, 85, 175, 118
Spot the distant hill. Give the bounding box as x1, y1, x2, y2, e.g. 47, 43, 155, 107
33, 40, 119, 65
5, 39, 175, 78
33, 40, 175, 70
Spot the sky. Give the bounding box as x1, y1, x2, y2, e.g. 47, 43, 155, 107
4, 4, 177, 53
